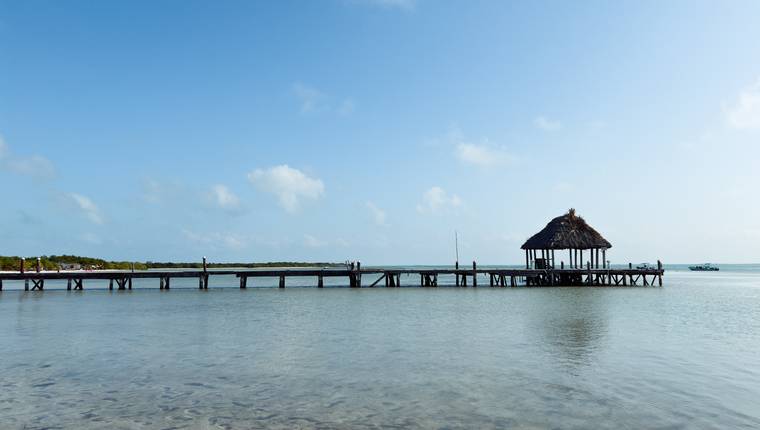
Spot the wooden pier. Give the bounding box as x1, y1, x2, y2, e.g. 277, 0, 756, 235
0, 262, 664, 291
0, 209, 666, 292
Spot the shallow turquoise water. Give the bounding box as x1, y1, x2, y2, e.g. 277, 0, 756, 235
1, 269, 759, 429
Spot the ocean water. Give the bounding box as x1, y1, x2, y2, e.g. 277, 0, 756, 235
1, 268, 759, 429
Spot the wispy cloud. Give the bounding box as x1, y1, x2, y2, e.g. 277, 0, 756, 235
68, 193, 104, 225
292, 82, 328, 114
210, 184, 240, 210
534, 115, 562, 131
248, 165, 325, 213
455, 141, 517, 167
366, 201, 387, 226
0, 135, 56, 180
725, 77, 760, 130
291, 82, 355, 116
416, 186, 462, 214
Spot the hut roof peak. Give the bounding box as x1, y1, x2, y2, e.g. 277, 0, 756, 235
521, 209, 611, 250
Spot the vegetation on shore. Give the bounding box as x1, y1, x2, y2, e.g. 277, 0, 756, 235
0, 255, 343, 271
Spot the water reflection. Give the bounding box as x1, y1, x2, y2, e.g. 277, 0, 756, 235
531, 289, 608, 369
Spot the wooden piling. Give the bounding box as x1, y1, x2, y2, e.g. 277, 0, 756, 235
472, 261, 477, 287
279, 275, 285, 288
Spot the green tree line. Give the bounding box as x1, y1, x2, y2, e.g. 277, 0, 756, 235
0, 255, 343, 271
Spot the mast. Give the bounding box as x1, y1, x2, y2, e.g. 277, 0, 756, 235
455, 230, 459, 264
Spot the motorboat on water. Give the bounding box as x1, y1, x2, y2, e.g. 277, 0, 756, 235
689, 264, 719, 271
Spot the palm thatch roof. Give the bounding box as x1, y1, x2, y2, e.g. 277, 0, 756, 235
521, 209, 611, 250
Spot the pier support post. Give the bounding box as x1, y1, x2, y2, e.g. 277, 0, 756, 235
279, 275, 285, 288
67, 279, 72, 290
200, 257, 209, 289
25, 279, 29, 291
455, 261, 460, 285
318, 274, 324, 288
240, 276, 247, 289
128, 277, 132, 290
472, 261, 477, 287
109, 279, 114, 290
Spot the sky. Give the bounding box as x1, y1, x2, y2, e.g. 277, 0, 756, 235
1, 0, 760, 264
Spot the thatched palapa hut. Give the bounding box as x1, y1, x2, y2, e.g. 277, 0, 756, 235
522, 209, 611, 269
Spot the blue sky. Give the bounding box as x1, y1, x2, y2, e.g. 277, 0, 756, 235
2, 0, 760, 264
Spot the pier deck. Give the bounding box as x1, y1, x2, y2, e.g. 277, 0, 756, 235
0, 266, 664, 291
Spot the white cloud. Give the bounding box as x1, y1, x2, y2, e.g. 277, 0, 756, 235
725, 78, 760, 130
455, 141, 516, 167
247, 165, 325, 213
534, 115, 562, 131
416, 186, 462, 214
366, 201, 387, 226
292, 82, 328, 113
68, 193, 104, 225
182, 229, 246, 249
6, 156, 56, 179
211, 184, 240, 210
0, 136, 56, 180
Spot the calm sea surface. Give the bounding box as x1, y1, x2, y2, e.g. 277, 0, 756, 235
1, 266, 759, 429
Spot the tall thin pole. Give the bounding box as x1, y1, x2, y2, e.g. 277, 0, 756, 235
455, 230, 459, 265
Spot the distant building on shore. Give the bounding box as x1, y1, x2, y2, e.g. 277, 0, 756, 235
59, 263, 82, 271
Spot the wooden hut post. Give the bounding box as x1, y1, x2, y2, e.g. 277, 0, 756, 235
602, 249, 606, 268
525, 250, 529, 269
551, 250, 555, 269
